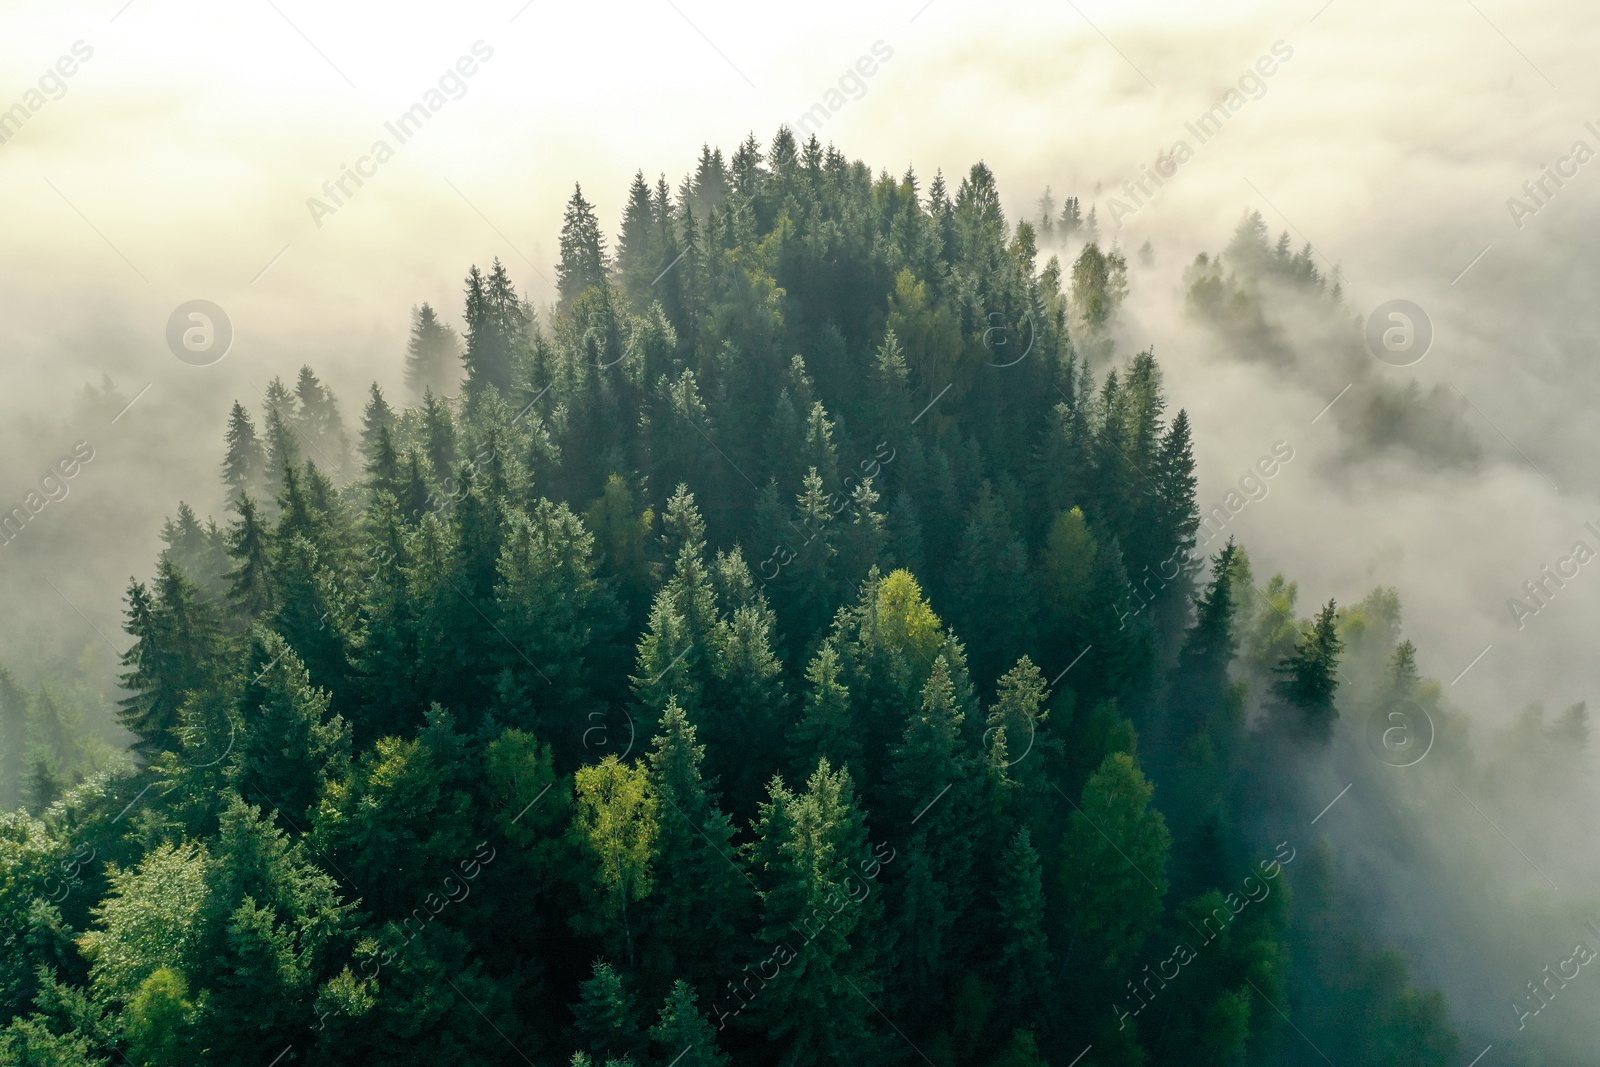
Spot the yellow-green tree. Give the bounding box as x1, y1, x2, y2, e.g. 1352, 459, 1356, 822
574, 755, 658, 966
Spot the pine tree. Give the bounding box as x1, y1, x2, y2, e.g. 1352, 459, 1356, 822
1059, 753, 1170, 973
993, 827, 1050, 1019
649, 980, 729, 1067
404, 303, 460, 398
1170, 539, 1240, 744
262, 394, 299, 502
1274, 599, 1344, 742
948, 484, 1037, 690
1059, 194, 1082, 233
224, 493, 275, 623
493, 499, 616, 725
746, 760, 886, 1066
0, 667, 26, 810
559, 184, 610, 310
118, 559, 228, 756
572, 960, 644, 1063
398, 449, 431, 524
618, 171, 659, 308
463, 261, 525, 397
159, 502, 230, 598
359, 383, 396, 467
230, 632, 351, 821
642, 700, 753, 989
222, 401, 266, 502
421, 390, 458, 488
586, 473, 656, 624
364, 422, 402, 496
293, 365, 350, 476
788, 644, 861, 784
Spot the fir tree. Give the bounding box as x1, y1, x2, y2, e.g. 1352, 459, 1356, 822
359, 383, 396, 467
224, 493, 275, 623
559, 184, 610, 310
404, 303, 461, 398
118, 559, 228, 756
649, 980, 729, 1067
1274, 599, 1344, 742
746, 760, 886, 1066
572, 960, 644, 1063
230, 632, 351, 821
222, 400, 266, 502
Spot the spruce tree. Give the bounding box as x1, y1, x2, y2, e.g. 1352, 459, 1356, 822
261, 400, 299, 502
993, 827, 1050, 1018
558, 184, 610, 310
118, 559, 228, 757
224, 493, 275, 623
649, 980, 729, 1067
617, 171, 659, 308
462, 261, 525, 397
788, 644, 861, 784
293, 365, 349, 476
746, 760, 886, 1066
1170, 539, 1240, 744
404, 303, 460, 398
421, 390, 458, 487
222, 400, 266, 502
230, 632, 351, 821
572, 960, 644, 1063
359, 383, 396, 467
364, 423, 402, 497
1274, 598, 1344, 742
642, 700, 753, 990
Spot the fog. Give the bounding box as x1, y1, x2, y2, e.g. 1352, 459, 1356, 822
4, 0, 1600, 1056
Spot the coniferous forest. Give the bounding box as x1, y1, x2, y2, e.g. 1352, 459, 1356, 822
3, 131, 1588, 1066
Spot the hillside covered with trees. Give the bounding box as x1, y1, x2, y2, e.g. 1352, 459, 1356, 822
2, 130, 1559, 1066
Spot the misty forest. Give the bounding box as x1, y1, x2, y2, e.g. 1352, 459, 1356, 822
2, 132, 1593, 1067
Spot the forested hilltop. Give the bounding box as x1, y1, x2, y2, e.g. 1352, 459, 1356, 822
6, 129, 1574, 1067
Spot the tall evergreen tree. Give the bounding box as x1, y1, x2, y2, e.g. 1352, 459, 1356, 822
746, 760, 886, 1066
462, 261, 525, 397
359, 383, 397, 468
0, 668, 27, 811
641, 700, 753, 991
1274, 599, 1344, 742
222, 400, 266, 503
559, 184, 610, 310
118, 559, 228, 756
404, 302, 461, 398
230, 632, 351, 821
572, 960, 645, 1064
224, 493, 276, 623
649, 980, 729, 1067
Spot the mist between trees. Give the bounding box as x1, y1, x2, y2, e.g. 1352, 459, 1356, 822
3, 127, 1596, 1067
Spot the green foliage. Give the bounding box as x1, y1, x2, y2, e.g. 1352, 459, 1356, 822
0, 136, 1484, 1067
79, 841, 209, 1003
122, 967, 193, 1065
